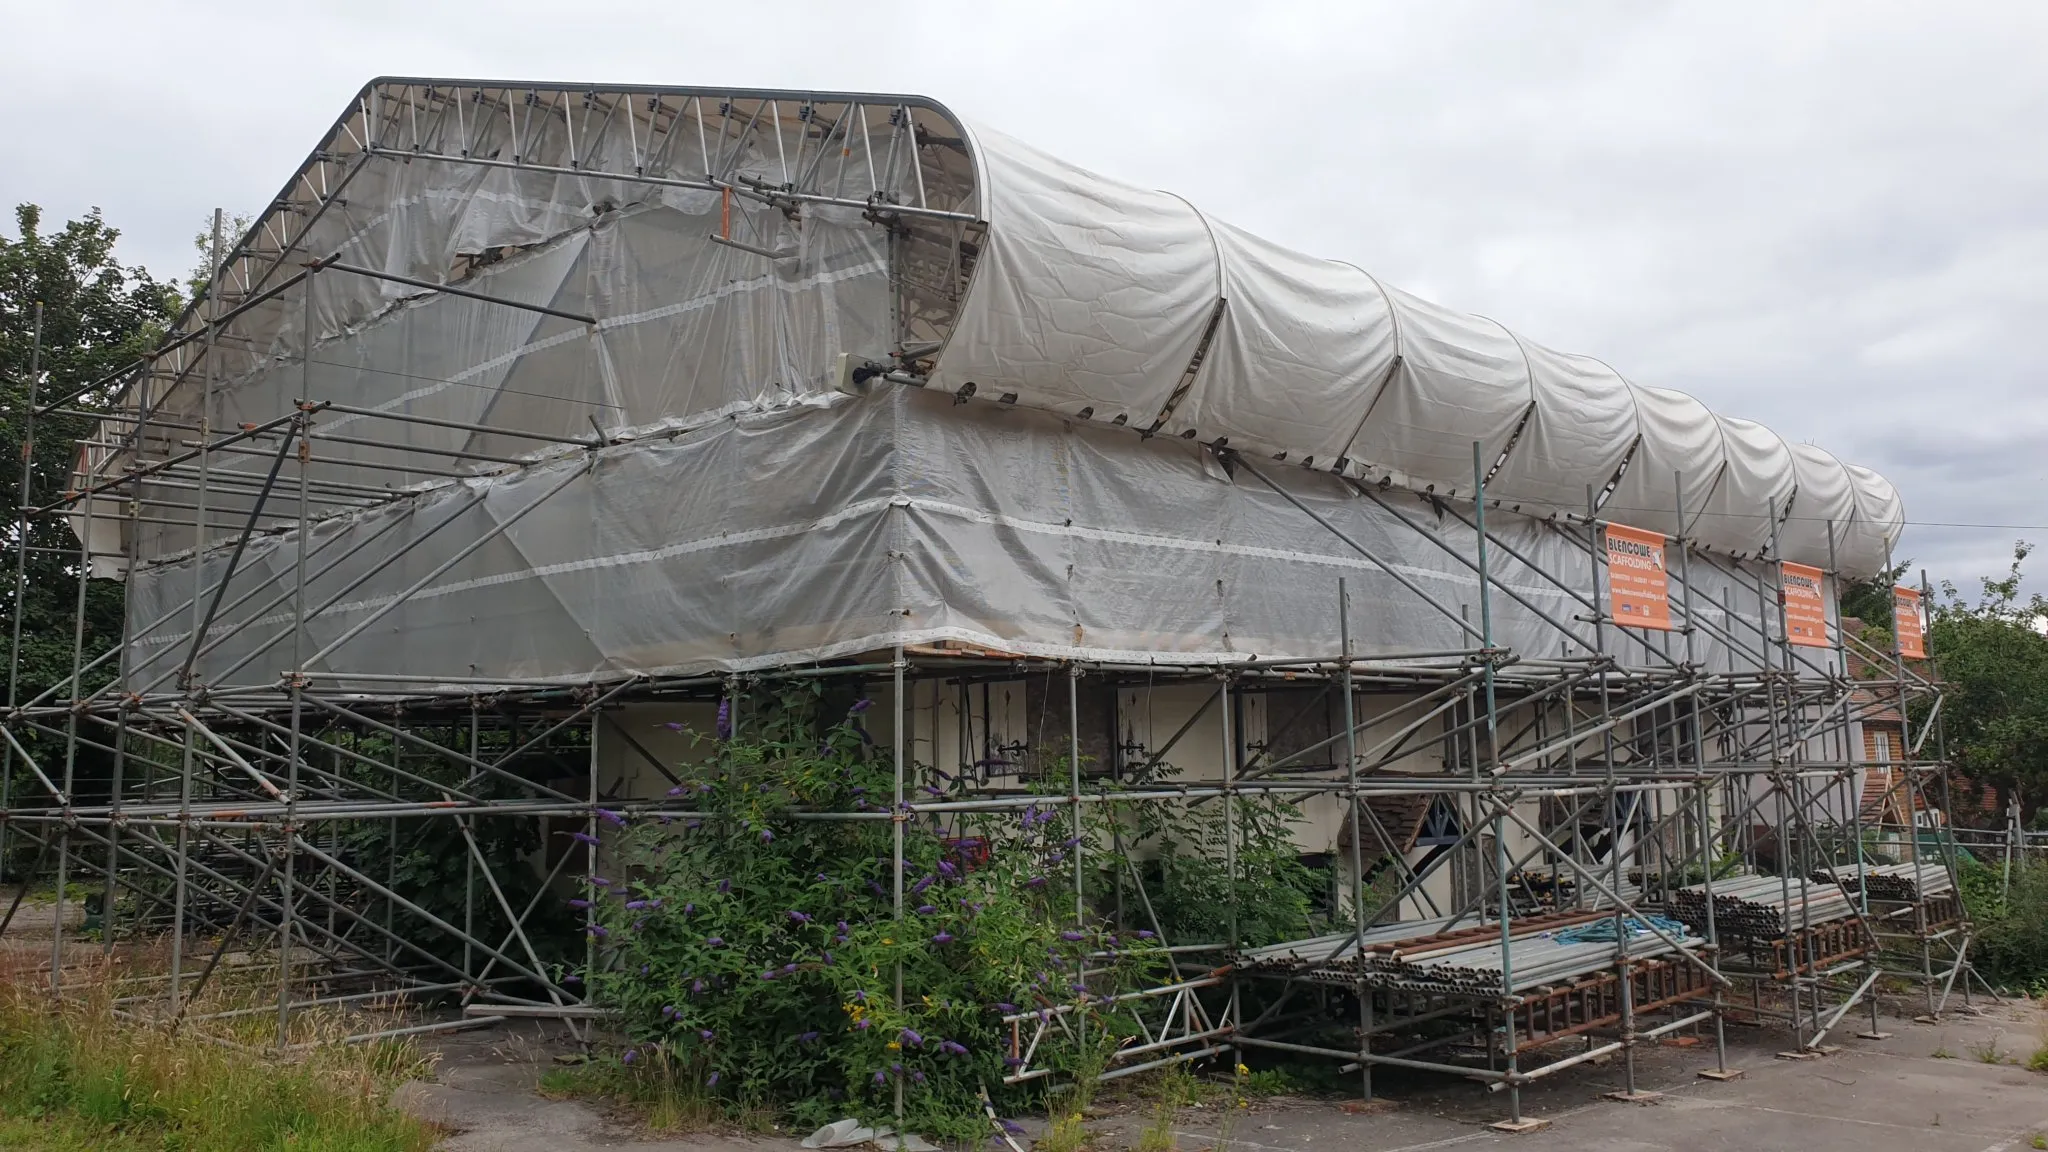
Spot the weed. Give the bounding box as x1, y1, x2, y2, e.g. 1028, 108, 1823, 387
1931, 1045, 1954, 1059
1135, 1064, 1201, 1152
1971, 1033, 2005, 1064
0, 957, 437, 1151
2029, 1133, 2046, 1150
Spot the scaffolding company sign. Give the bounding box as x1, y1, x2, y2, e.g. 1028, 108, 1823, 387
1780, 562, 1830, 647
1604, 523, 1671, 630
1895, 586, 1927, 659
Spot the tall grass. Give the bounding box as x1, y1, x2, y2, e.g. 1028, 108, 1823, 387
0, 958, 440, 1151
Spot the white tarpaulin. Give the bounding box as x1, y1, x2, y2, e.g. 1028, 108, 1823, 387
83, 81, 1896, 686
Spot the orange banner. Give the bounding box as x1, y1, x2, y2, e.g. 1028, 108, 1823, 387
1604, 523, 1672, 631
1894, 586, 1926, 659
1780, 562, 1830, 647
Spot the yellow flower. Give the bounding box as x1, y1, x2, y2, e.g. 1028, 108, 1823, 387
887, 1041, 901, 1051
1235, 1063, 1249, 1077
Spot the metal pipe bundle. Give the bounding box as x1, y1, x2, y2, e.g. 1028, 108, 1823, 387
1668, 875, 1856, 938
1233, 914, 1697, 996
1814, 861, 1954, 902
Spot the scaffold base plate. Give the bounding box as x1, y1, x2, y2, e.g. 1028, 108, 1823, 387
1604, 1089, 1664, 1103
1697, 1068, 1746, 1081
1489, 1118, 1551, 1133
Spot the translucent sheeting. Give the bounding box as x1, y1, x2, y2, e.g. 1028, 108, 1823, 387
92, 81, 1903, 595
128, 391, 1829, 689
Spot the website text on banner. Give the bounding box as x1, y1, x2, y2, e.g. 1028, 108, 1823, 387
1604, 523, 1671, 631
1781, 562, 1831, 648
1894, 586, 1926, 659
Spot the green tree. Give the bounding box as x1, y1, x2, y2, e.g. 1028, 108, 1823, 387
1838, 558, 1911, 640
1926, 543, 2048, 824
1, 204, 176, 718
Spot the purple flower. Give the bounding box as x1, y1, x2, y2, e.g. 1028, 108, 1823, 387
994, 1002, 1017, 1013
1060, 931, 1084, 942
911, 1070, 926, 1083
816, 872, 831, 883
700, 1029, 716, 1041
667, 784, 686, 796
821, 951, 834, 966
1063, 836, 1082, 848
588, 925, 609, 938
873, 1070, 886, 1085
931, 932, 955, 944
707, 1071, 720, 1087
939, 1040, 968, 1056
761, 970, 778, 981
850, 698, 873, 713
789, 910, 812, 923
799, 1031, 820, 1043
716, 699, 733, 739
623, 1048, 638, 1064
718, 880, 731, 894
683, 903, 695, 915
569, 831, 599, 846
1136, 930, 1156, 939
890, 1062, 904, 1074
1001, 1119, 1025, 1133
684, 819, 702, 830
1025, 876, 1047, 889
911, 875, 934, 895
1004, 1058, 1024, 1070
856, 1018, 872, 1030
783, 962, 798, 974
625, 900, 650, 911
938, 860, 957, 877
568, 898, 591, 909
662, 721, 686, 732
597, 808, 628, 827
760, 829, 776, 844
589, 877, 611, 888
900, 1028, 923, 1047
691, 979, 706, 994
916, 904, 937, 915
662, 1005, 677, 1019
705, 937, 725, 947
921, 785, 944, 797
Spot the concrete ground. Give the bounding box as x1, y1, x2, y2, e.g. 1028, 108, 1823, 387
402, 995, 2048, 1151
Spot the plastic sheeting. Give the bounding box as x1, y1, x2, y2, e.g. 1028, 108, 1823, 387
128, 390, 1822, 689
932, 120, 1904, 568
93, 80, 1896, 687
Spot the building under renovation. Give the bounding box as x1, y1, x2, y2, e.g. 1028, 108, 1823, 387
3, 78, 1969, 1125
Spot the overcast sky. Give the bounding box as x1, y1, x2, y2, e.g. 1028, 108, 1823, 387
5, 1, 2044, 597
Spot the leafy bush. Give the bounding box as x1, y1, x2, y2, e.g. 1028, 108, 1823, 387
1962, 857, 2048, 993
587, 686, 1172, 1138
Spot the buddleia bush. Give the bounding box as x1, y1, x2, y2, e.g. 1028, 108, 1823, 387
586, 685, 1170, 1138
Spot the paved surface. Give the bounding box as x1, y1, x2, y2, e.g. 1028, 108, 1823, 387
405, 997, 2048, 1151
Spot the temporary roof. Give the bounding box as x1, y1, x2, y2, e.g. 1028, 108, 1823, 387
98, 79, 1902, 579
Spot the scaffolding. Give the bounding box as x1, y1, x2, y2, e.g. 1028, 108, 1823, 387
0, 78, 1970, 1128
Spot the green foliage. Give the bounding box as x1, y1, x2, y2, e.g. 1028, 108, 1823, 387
1959, 857, 2048, 993
1839, 559, 1911, 635
1927, 544, 2048, 823
1131, 790, 1326, 950
327, 725, 579, 975
1, 205, 176, 706
588, 685, 1172, 1139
